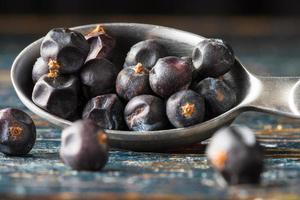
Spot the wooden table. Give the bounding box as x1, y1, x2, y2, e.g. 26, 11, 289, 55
1, 16, 300, 199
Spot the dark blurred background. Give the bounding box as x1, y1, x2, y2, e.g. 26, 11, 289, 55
1, 0, 300, 37
1, 0, 300, 16
1, 0, 300, 76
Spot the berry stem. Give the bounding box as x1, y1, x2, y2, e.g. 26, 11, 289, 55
134, 63, 145, 74
211, 150, 228, 170
181, 103, 195, 117
85, 25, 106, 39
47, 59, 60, 78
97, 131, 108, 144
9, 126, 23, 140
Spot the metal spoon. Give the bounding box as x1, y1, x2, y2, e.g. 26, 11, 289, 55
11, 23, 300, 151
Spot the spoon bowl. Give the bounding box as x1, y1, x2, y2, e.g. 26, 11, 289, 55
11, 23, 300, 151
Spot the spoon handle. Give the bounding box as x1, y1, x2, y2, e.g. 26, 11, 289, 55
240, 75, 300, 118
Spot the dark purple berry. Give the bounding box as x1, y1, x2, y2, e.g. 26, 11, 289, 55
82, 94, 125, 130
192, 38, 234, 78
149, 56, 192, 98
206, 126, 264, 185
124, 95, 168, 131
40, 28, 90, 74
80, 58, 119, 98
166, 90, 205, 128
116, 63, 152, 101
32, 57, 48, 83
60, 120, 108, 171
124, 39, 166, 69
194, 77, 236, 118
32, 74, 80, 119
0, 108, 36, 156
85, 25, 116, 62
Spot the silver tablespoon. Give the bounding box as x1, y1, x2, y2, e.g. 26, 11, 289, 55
11, 23, 300, 151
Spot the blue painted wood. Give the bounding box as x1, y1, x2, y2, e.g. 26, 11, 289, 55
1, 35, 300, 199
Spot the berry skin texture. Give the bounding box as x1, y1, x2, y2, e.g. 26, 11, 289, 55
40, 28, 90, 74
0, 108, 36, 156
32, 74, 80, 119
149, 56, 193, 98
206, 126, 264, 185
116, 63, 152, 101
124, 95, 168, 131
82, 94, 125, 130
192, 38, 235, 78
194, 77, 236, 118
32, 57, 49, 83
80, 58, 119, 98
124, 39, 166, 69
60, 120, 108, 171
85, 25, 116, 62
166, 90, 205, 128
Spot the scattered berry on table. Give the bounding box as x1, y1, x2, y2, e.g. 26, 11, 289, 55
206, 126, 264, 185
0, 108, 36, 156
60, 119, 108, 171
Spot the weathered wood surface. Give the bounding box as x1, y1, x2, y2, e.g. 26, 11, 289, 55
1, 25, 300, 199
